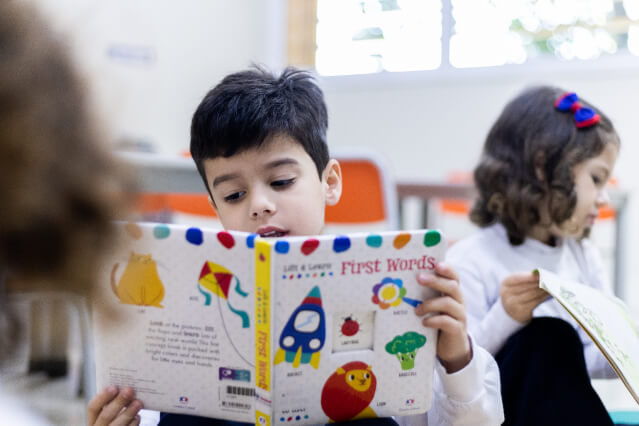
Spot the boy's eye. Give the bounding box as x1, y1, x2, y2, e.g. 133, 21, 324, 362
592, 175, 603, 185
224, 191, 245, 203
271, 178, 295, 188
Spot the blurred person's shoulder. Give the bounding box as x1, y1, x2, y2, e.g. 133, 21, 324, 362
0, 391, 50, 425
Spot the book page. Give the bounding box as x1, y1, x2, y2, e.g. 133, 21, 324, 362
266, 230, 446, 424
538, 268, 639, 404
93, 223, 256, 421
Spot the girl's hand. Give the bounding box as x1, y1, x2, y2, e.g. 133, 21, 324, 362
415, 262, 472, 373
500, 271, 548, 323
88, 386, 143, 426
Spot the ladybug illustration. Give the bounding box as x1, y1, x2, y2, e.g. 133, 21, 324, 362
341, 316, 360, 337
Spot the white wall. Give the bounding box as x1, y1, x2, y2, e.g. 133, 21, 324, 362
321, 60, 639, 181
30, 0, 285, 154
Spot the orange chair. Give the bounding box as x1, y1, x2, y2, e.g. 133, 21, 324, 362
325, 147, 398, 233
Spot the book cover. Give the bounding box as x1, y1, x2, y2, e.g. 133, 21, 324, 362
94, 222, 446, 424
538, 268, 639, 404
94, 222, 257, 422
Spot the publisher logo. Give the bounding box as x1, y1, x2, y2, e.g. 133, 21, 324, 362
219, 367, 251, 383
179, 396, 189, 403
405, 398, 415, 407
258, 416, 267, 424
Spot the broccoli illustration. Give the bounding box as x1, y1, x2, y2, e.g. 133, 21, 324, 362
385, 331, 427, 370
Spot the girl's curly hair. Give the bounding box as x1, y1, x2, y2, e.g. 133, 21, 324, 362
470, 85, 619, 245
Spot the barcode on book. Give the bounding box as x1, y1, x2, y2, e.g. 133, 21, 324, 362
222, 401, 252, 410
226, 385, 255, 397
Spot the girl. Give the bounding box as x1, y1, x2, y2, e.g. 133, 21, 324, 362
448, 86, 620, 426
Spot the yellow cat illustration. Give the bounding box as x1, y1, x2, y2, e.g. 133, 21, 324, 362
111, 252, 165, 308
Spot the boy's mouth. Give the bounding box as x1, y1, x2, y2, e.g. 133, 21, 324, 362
257, 227, 289, 238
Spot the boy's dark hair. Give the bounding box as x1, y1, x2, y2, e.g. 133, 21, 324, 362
470, 85, 620, 245
190, 66, 329, 194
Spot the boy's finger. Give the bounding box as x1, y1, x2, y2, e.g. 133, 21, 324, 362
88, 385, 118, 425
110, 401, 143, 426
127, 416, 141, 426
95, 387, 136, 425
421, 313, 465, 336
434, 262, 459, 283
418, 273, 463, 302
416, 296, 465, 322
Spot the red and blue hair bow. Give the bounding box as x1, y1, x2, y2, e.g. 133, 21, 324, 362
554, 92, 601, 129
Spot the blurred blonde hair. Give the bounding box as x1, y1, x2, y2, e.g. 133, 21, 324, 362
0, 1, 133, 348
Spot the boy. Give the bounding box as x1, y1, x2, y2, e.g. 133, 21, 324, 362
89, 67, 503, 426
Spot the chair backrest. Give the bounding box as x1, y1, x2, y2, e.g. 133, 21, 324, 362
121, 147, 398, 233
121, 151, 223, 228
325, 147, 398, 233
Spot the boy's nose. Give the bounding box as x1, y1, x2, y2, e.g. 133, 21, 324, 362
250, 191, 276, 218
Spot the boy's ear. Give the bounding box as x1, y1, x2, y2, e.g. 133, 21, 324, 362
534, 151, 546, 182
322, 159, 342, 206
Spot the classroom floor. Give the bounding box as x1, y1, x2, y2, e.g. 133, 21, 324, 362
3, 374, 637, 425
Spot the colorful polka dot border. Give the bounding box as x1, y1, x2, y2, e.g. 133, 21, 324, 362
122, 224, 443, 252
281, 271, 334, 280
280, 414, 309, 422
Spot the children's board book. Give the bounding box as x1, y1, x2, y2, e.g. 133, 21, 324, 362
93, 222, 447, 425
538, 268, 639, 405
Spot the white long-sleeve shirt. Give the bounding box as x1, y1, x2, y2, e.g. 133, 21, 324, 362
396, 336, 504, 426
447, 223, 616, 379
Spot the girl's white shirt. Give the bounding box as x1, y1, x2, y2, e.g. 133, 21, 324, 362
448, 223, 616, 379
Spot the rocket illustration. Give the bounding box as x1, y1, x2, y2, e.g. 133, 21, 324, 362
274, 286, 326, 369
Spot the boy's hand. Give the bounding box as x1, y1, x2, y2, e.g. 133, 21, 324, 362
88, 386, 143, 426
415, 262, 472, 374
500, 271, 548, 323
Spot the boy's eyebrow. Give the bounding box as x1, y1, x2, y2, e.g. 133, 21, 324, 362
264, 158, 300, 169
211, 158, 300, 188
212, 173, 240, 188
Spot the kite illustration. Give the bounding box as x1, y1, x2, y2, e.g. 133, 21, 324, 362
198, 261, 249, 328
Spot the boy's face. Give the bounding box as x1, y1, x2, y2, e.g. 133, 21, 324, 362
203, 135, 342, 237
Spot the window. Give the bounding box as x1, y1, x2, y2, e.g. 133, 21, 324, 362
310, 0, 639, 75
315, 0, 442, 75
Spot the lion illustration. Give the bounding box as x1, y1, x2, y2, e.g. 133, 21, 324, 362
320, 361, 377, 422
